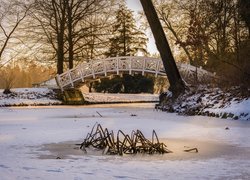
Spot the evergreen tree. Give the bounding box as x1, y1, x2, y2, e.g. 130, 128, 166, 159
106, 5, 148, 57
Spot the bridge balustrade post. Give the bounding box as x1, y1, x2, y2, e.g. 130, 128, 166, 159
155, 60, 160, 77
116, 56, 119, 75
91, 60, 96, 79
68, 72, 74, 87
129, 56, 132, 75
55, 74, 64, 91
142, 57, 146, 75
79, 66, 84, 82
104, 59, 107, 76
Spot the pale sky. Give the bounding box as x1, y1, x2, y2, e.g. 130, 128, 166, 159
126, 0, 158, 55
126, 0, 143, 12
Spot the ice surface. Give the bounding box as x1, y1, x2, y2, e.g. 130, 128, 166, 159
0, 103, 249, 179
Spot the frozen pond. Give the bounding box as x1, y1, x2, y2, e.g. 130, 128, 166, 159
0, 103, 250, 179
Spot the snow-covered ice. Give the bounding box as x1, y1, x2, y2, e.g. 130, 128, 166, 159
0, 103, 249, 179
0, 88, 158, 106
82, 92, 159, 103
1, 87, 249, 122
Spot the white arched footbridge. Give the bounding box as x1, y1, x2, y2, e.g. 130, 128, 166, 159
55, 56, 215, 91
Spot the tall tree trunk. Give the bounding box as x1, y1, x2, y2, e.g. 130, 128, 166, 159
140, 0, 185, 96
57, 32, 64, 74
67, 1, 74, 69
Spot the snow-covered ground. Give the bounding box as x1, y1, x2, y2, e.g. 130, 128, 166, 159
0, 103, 249, 179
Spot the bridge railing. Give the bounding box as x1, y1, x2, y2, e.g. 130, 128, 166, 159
55, 56, 216, 91
56, 56, 166, 91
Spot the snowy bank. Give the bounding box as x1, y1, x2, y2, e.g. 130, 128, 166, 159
206, 98, 250, 120
0, 88, 62, 106
160, 86, 250, 121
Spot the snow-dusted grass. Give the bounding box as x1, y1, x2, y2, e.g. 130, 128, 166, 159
206, 98, 250, 120
0, 104, 249, 179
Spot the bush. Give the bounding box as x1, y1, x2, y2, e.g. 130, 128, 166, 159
93, 76, 123, 93
123, 74, 136, 93
108, 76, 123, 93
93, 78, 111, 93
93, 74, 154, 93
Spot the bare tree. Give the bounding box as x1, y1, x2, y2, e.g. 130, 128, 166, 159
32, 0, 115, 74
0, 0, 30, 65
32, 0, 67, 74
65, 0, 115, 68
153, 0, 193, 63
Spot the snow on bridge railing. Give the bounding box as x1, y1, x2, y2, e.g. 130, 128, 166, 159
55, 56, 216, 91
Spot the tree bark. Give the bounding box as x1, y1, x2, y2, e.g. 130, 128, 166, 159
67, 1, 74, 69
57, 32, 64, 74
140, 0, 185, 96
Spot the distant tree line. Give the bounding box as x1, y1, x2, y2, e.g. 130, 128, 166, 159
0, 60, 55, 91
